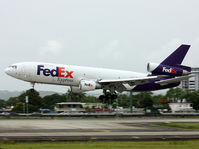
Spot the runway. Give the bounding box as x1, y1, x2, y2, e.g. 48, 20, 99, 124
1, 118, 199, 141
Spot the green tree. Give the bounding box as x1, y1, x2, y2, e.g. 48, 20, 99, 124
67, 92, 86, 102
186, 91, 199, 110
116, 94, 130, 108
135, 91, 153, 108
82, 96, 99, 103
152, 94, 165, 105
16, 89, 42, 112
165, 88, 185, 100
0, 99, 6, 108
6, 97, 18, 106
42, 93, 67, 110
116, 92, 155, 108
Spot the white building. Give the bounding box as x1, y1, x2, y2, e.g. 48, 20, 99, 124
169, 100, 195, 113
54, 102, 104, 113
179, 67, 199, 91
55, 102, 86, 113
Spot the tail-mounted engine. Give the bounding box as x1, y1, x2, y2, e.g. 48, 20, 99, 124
147, 62, 191, 76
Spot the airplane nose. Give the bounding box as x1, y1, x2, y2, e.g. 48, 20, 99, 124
4, 67, 10, 75
5, 64, 19, 77
4, 67, 13, 76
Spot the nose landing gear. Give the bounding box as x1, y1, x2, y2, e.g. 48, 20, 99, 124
30, 82, 35, 91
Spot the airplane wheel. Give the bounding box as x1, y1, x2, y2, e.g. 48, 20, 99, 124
99, 95, 105, 103
99, 95, 104, 100
99, 92, 117, 104
111, 94, 117, 99
105, 92, 112, 100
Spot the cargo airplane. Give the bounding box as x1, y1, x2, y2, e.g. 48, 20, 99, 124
5, 45, 194, 100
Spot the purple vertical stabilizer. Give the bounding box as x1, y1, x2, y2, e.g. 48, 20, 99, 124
161, 44, 190, 65
149, 44, 192, 76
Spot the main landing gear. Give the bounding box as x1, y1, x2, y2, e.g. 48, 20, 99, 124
99, 90, 117, 104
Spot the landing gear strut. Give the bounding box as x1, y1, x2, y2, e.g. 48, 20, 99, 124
30, 82, 35, 91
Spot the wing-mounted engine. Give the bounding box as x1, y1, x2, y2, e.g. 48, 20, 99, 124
147, 62, 191, 76
80, 80, 97, 91
70, 80, 101, 93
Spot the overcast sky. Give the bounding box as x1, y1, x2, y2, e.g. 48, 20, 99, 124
0, 0, 199, 94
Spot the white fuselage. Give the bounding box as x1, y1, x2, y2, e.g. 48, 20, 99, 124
5, 62, 146, 88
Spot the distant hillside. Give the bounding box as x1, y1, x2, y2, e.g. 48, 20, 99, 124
0, 90, 64, 100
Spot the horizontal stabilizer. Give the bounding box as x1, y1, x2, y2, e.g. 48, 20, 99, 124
175, 64, 191, 72
155, 74, 195, 85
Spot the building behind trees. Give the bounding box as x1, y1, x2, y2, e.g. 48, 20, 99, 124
179, 67, 199, 91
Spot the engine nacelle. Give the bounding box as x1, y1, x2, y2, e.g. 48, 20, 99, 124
147, 63, 159, 72
70, 80, 100, 93
147, 62, 190, 76
80, 80, 97, 91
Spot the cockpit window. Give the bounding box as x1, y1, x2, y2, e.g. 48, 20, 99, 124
9, 65, 17, 69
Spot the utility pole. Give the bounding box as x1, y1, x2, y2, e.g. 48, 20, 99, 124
25, 96, 29, 114
129, 91, 133, 113
23, 103, 25, 113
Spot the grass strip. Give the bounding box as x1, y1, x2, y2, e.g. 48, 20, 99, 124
152, 122, 199, 130
1, 140, 199, 149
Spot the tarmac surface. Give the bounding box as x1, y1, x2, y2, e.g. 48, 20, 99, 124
1, 118, 199, 141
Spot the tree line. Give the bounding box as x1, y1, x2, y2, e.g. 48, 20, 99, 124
0, 88, 199, 112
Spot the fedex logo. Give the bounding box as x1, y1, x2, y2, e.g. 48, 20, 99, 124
37, 65, 74, 78
162, 67, 177, 74
85, 83, 93, 87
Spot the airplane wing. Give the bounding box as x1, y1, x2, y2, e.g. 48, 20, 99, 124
155, 74, 195, 85
98, 75, 168, 92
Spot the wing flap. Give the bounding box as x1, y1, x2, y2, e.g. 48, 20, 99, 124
99, 75, 167, 84
98, 75, 168, 91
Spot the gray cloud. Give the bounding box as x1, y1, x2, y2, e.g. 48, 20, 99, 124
0, 0, 199, 93
39, 40, 62, 56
